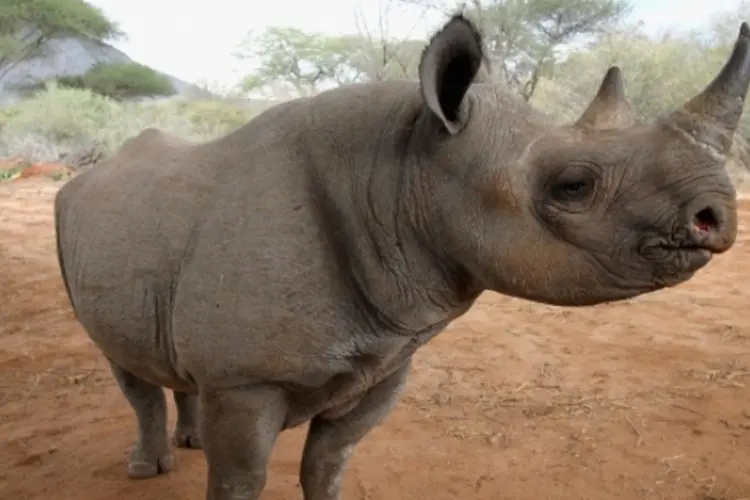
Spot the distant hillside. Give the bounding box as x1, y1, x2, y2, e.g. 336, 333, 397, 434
0, 35, 214, 106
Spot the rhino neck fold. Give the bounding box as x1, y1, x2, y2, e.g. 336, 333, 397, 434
316, 158, 479, 337
303, 89, 481, 338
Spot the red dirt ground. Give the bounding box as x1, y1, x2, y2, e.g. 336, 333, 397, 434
0, 158, 72, 181
3, 178, 750, 500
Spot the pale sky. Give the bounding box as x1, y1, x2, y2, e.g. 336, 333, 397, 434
87, 0, 744, 89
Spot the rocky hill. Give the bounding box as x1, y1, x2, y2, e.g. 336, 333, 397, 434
0, 35, 213, 106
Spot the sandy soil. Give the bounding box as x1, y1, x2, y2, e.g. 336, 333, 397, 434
2, 178, 750, 500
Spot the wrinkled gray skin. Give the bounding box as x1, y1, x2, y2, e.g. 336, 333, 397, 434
54, 15, 750, 500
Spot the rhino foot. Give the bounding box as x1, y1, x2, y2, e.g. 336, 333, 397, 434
173, 425, 202, 449
127, 449, 175, 479
172, 391, 202, 449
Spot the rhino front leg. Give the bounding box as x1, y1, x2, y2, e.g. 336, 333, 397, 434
173, 390, 202, 449
107, 360, 175, 479
299, 360, 412, 500
200, 385, 288, 500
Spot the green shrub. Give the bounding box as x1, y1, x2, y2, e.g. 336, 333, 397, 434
170, 100, 254, 132
58, 62, 176, 100
0, 83, 279, 162
0, 106, 20, 127
2, 82, 122, 143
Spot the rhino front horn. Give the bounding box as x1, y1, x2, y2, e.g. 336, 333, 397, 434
671, 22, 750, 154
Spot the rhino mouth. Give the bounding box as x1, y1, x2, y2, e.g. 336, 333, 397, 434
638, 236, 713, 283
641, 238, 712, 257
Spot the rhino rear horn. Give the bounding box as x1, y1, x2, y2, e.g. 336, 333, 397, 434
671, 22, 750, 154
575, 66, 636, 130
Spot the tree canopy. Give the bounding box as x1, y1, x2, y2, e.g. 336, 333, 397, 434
57, 62, 176, 100
0, 0, 122, 78
236, 0, 631, 100
235, 26, 424, 97
401, 0, 632, 100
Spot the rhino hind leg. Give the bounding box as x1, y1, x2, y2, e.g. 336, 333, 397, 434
172, 390, 202, 449
299, 360, 411, 500
107, 360, 175, 479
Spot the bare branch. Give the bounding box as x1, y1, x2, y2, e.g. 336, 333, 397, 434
352, 0, 431, 81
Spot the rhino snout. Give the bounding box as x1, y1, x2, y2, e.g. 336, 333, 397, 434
683, 197, 737, 254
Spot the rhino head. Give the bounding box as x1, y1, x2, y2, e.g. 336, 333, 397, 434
416, 15, 750, 306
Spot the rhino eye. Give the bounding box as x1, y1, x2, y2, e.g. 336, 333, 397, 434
555, 179, 592, 200
548, 164, 598, 208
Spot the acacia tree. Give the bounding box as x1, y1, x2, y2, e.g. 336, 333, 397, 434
348, 0, 427, 81
234, 27, 355, 97
0, 0, 122, 79
234, 0, 430, 97
57, 62, 176, 100
235, 25, 425, 97
399, 0, 631, 100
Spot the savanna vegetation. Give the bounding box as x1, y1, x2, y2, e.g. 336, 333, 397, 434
1, 0, 750, 185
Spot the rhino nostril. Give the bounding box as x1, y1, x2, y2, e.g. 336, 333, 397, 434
693, 206, 719, 234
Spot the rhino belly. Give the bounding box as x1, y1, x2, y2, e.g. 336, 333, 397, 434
74, 279, 192, 392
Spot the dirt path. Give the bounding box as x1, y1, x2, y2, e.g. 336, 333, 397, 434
2, 179, 750, 500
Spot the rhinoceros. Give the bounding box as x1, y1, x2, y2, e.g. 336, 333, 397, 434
53, 14, 750, 500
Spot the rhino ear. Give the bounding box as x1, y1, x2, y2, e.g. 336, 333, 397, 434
419, 14, 485, 135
